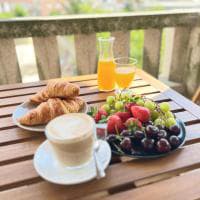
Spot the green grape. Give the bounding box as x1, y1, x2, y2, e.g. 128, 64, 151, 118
106, 96, 115, 105
160, 102, 170, 113
134, 94, 142, 99
115, 101, 123, 110
136, 99, 144, 106
121, 92, 130, 99
151, 110, 159, 121
110, 109, 116, 114
102, 104, 110, 112
165, 117, 176, 128
120, 93, 125, 100
165, 111, 174, 118
144, 100, 156, 111
154, 118, 165, 126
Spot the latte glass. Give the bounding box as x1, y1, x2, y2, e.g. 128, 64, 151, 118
45, 113, 96, 167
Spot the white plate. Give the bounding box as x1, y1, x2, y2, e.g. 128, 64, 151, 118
33, 140, 111, 185
12, 101, 88, 132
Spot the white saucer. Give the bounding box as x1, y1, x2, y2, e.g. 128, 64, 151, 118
33, 140, 111, 185
12, 101, 88, 132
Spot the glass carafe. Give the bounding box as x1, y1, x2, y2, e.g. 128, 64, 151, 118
97, 37, 116, 91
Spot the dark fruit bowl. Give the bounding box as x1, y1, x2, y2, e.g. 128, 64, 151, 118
109, 119, 186, 159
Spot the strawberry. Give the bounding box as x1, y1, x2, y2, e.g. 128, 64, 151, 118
94, 108, 108, 123
115, 111, 131, 123
94, 112, 101, 123
125, 102, 136, 112
98, 108, 108, 117
107, 115, 124, 134
125, 117, 142, 128
131, 106, 150, 123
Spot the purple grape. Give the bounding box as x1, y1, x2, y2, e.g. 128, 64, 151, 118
145, 125, 159, 138
141, 138, 155, 151
120, 137, 132, 151
156, 125, 165, 130
157, 130, 168, 140
143, 121, 153, 126
106, 134, 117, 143
157, 138, 171, 153
169, 135, 180, 148
169, 125, 180, 136
120, 130, 131, 137
134, 130, 145, 141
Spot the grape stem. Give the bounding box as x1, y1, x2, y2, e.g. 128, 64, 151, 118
112, 143, 124, 154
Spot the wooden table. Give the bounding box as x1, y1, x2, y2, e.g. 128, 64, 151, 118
0, 69, 200, 200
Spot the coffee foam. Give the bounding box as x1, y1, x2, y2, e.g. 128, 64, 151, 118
46, 113, 94, 142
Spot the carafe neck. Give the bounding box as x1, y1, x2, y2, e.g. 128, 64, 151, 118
98, 37, 115, 61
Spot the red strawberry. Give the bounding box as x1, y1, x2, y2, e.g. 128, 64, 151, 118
94, 112, 101, 123
131, 106, 150, 123
94, 108, 108, 123
115, 111, 131, 123
98, 108, 108, 117
107, 115, 124, 134
125, 102, 136, 112
125, 117, 142, 128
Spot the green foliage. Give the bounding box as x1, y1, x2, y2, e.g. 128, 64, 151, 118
50, 10, 63, 16
0, 12, 13, 19
13, 5, 28, 17
96, 32, 110, 38
123, 2, 134, 12
0, 5, 28, 19
64, 0, 110, 14
130, 30, 144, 68
146, 5, 165, 11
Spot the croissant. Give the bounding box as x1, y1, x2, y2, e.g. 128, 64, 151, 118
30, 80, 80, 104
19, 97, 84, 126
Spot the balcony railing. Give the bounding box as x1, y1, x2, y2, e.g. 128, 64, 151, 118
0, 9, 199, 97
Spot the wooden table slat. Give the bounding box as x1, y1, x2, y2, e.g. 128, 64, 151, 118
164, 90, 200, 119
0, 128, 43, 146
0, 105, 17, 117
103, 169, 200, 200
0, 138, 44, 164
174, 111, 199, 124
0, 74, 98, 91
185, 123, 200, 144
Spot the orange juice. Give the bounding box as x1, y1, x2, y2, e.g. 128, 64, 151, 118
115, 67, 135, 89
97, 60, 116, 91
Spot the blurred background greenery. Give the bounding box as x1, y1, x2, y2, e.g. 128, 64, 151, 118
0, 4, 27, 18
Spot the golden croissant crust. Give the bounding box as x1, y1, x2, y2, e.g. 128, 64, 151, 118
19, 97, 84, 126
30, 80, 80, 104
